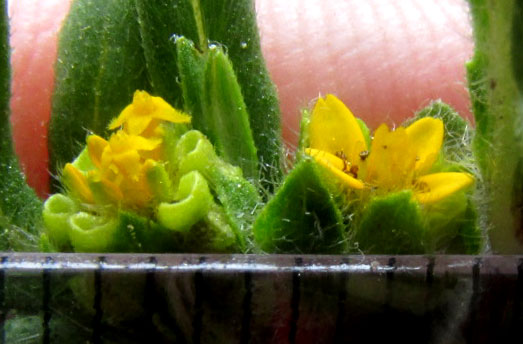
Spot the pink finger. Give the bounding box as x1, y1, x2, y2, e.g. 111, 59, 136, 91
9, 0, 473, 198
9, 0, 72, 198
256, 0, 474, 147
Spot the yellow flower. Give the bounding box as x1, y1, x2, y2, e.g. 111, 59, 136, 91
108, 90, 191, 137
88, 131, 161, 206
62, 163, 94, 204
63, 91, 191, 210
305, 95, 474, 204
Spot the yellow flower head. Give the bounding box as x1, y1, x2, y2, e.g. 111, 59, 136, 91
63, 91, 190, 210
305, 95, 474, 204
108, 90, 191, 137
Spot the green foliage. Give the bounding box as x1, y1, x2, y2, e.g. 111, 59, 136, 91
423, 191, 481, 254
177, 37, 259, 179
355, 191, 425, 254
49, 0, 151, 179
174, 129, 261, 250
286, 99, 480, 254
412, 101, 481, 254
50, 0, 282, 190
253, 160, 346, 254
467, 0, 523, 253
42, 127, 258, 253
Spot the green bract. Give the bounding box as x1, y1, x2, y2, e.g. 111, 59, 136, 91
49, 0, 282, 192
256, 98, 481, 255
43, 125, 260, 253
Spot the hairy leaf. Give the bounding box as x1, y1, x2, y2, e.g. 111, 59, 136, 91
467, 0, 523, 253
50, 0, 282, 191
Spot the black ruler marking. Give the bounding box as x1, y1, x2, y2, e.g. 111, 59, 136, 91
472, 258, 481, 296
334, 257, 350, 342
512, 258, 523, 337
288, 257, 303, 344
92, 256, 105, 344
385, 257, 396, 309
144, 256, 157, 316
240, 257, 254, 344
42, 257, 53, 344
426, 257, 435, 287
0, 257, 7, 344
143, 256, 158, 340
192, 256, 206, 344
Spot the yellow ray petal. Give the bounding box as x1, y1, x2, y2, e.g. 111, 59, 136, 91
305, 148, 365, 190
414, 172, 474, 204
125, 135, 162, 152
309, 94, 367, 164
108, 131, 160, 153
405, 117, 444, 174
107, 105, 132, 130
150, 100, 191, 124
108, 90, 154, 132
126, 114, 153, 136
63, 163, 94, 203
365, 124, 417, 190
108, 90, 190, 133
86, 135, 108, 168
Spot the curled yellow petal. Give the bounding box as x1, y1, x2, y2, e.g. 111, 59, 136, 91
108, 90, 191, 135
126, 113, 153, 136
108, 106, 131, 131
62, 163, 94, 204
87, 135, 108, 168
305, 148, 345, 171
309, 94, 367, 164
405, 117, 444, 174
108, 131, 161, 153
108, 90, 153, 130
305, 148, 365, 190
414, 172, 474, 204
87, 171, 124, 203
151, 105, 191, 124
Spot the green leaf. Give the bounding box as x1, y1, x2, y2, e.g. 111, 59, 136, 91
467, 0, 523, 253
354, 191, 426, 254
176, 37, 259, 179
49, 0, 152, 181
0, 0, 43, 242
116, 209, 237, 253
51, 0, 282, 191
176, 37, 209, 133
297, 108, 311, 154
112, 211, 184, 253
174, 130, 260, 251
356, 118, 371, 149
422, 190, 481, 254
134, 1, 197, 109
253, 160, 346, 254
197, 0, 283, 186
